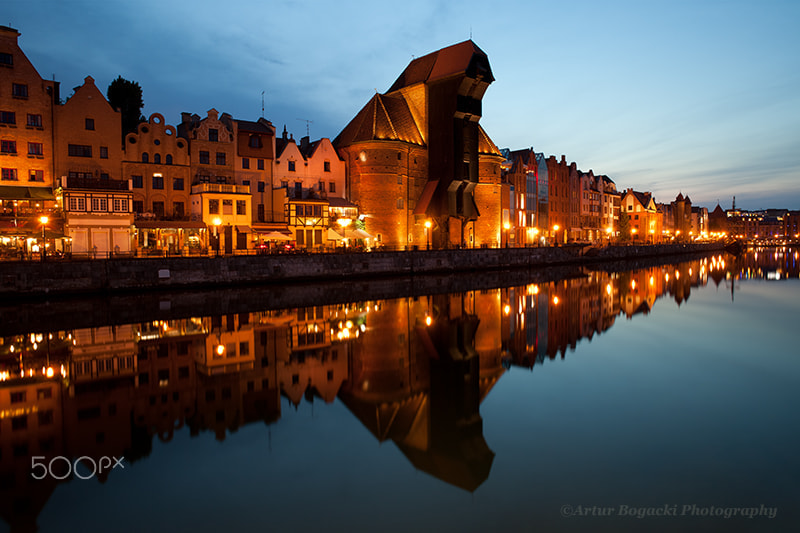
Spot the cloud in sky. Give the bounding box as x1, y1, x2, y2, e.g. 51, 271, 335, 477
6, 0, 799, 210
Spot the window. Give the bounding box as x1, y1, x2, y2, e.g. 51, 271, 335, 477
12, 83, 28, 98
12, 416, 27, 431
132, 175, 143, 188
242, 157, 249, 169
91, 197, 108, 212
208, 128, 218, 142
209, 199, 219, 214
318, 180, 325, 192
10, 391, 25, 403
172, 177, 184, 190
133, 200, 143, 213
249, 135, 261, 148
236, 200, 246, 215
68, 196, 86, 211
142, 152, 149, 163
329, 181, 335, 193
85, 118, 95, 130
223, 199, 233, 215
199, 151, 210, 164
239, 342, 249, 356
173, 202, 184, 218
324, 161, 331, 172
166, 154, 173, 165
99, 146, 108, 159
257, 181, 265, 193
152, 175, 164, 189
152, 201, 165, 217
0, 52, 12, 66
27, 114, 42, 127
1, 168, 17, 181
39, 410, 54, 426
37, 387, 52, 400
397, 197, 404, 209
0, 111, 15, 124
29, 169, 43, 182
154, 153, 161, 164
216, 152, 226, 165
281, 180, 288, 189
257, 159, 264, 170
288, 160, 296, 172
68, 144, 92, 157
242, 180, 250, 187
1, 140, 16, 153
113, 198, 129, 212
257, 204, 264, 221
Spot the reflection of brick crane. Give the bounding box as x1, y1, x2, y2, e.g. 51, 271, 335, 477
296, 118, 313, 137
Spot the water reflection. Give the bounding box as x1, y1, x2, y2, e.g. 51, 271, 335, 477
0, 248, 797, 531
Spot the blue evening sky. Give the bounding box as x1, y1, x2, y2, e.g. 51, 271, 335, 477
6, 0, 799, 210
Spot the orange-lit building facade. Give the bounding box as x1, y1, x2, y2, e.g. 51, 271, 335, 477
54, 76, 132, 256
335, 41, 504, 250
124, 113, 202, 254
0, 26, 60, 255
622, 188, 663, 243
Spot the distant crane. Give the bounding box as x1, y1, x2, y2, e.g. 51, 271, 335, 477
296, 118, 313, 137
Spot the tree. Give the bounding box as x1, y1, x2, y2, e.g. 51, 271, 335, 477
107, 76, 145, 140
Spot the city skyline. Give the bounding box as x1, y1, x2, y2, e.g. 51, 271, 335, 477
6, 0, 799, 210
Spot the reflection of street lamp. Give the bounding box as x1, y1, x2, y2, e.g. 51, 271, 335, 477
424, 219, 432, 249
337, 217, 351, 248
39, 216, 48, 262
213, 217, 222, 256
503, 222, 511, 248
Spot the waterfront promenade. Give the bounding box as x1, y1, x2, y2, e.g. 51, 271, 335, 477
0, 242, 724, 297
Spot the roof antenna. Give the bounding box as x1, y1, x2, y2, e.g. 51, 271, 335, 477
261, 91, 265, 118
296, 118, 312, 137
470, 26, 472, 40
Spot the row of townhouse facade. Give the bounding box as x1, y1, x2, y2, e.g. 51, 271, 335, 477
3, 25, 730, 259
1, 25, 351, 258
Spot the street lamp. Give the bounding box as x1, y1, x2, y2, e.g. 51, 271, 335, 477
213, 217, 222, 256
503, 222, 511, 248
39, 215, 48, 262
552, 224, 560, 246
424, 219, 432, 250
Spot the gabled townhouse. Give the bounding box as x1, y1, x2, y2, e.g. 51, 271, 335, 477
621, 188, 662, 243
0, 25, 60, 257
232, 118, 280, 230
179, 109, 251, 254
54, 76, 132, 256
123, 113, 198, 254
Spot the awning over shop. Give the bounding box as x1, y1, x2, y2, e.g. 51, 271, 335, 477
0, 186, 55, 201
261, 231, 292, 241
327, 228, 344, 241
133, 220, 208, 229
235, 225, 251, 233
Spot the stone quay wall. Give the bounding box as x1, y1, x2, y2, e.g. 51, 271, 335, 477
0, 242, 725, 297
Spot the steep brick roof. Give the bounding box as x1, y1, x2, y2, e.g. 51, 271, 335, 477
333, 93, 424, 148
477, 125, 501, 156
387, 40, 494, 92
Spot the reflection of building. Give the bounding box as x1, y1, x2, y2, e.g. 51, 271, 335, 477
340, 294, 503, 491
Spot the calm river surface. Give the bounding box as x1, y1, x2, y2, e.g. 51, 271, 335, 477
1, 248, 798, 532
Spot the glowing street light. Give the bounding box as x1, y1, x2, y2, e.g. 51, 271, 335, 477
424, 219, 432, 249
212, 217, 222, 256
503, 222, 511, 248
39, 215, 49, 262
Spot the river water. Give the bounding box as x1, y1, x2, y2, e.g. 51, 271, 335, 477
1, 248, 798, 532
